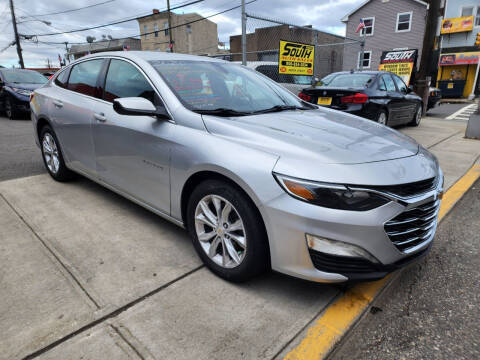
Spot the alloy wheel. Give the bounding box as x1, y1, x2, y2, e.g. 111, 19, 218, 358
42, 133, 60, 174
415, 106, 422, 125
378, 112, 387, 125
5, 100, 12, 119
194, 194, 247, 268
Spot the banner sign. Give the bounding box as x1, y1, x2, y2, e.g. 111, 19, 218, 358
378, 49, 417, 86
439, 52, 480, 66
278, 40, 315, 76
441, 16, 474, 34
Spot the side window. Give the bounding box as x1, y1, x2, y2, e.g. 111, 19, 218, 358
67, 59, 104, 97
54, 69, 69, 88
392, 75, 407, 94
378, 77, 387, 91
382, 75, 396, 92
104, 59, 156, 103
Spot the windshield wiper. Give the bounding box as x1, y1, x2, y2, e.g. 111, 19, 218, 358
194, 108, 252, 117
252, 105, 310, 114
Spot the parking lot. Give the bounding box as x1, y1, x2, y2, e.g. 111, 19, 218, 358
1, 106, 479, 360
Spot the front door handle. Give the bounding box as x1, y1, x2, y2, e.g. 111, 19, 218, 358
94, 113, 107, 122
53, 100, 63, 108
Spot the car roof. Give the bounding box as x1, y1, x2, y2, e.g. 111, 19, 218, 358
75, 51, 228, 64
325, 71, 389, 76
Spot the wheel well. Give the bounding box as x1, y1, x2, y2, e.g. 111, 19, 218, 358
36, 118, 50, 139
180, 171, 264, 231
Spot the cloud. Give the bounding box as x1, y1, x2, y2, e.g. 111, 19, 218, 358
0, 0, 363, 67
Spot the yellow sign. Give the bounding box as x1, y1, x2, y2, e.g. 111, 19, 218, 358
279, 40, 315, 76
441, 16, 474, 34
378, 62, 414, 86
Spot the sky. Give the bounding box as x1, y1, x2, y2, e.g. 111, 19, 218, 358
0, 0, 364, 68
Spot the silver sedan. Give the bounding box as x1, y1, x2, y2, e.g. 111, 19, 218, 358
30, 52, 443, 283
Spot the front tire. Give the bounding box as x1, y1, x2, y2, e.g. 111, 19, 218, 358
5, 98, 19, 120
40, 126, 75, 182
186, 179, 269, 282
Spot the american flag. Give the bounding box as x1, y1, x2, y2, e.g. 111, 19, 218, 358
355, 18, 365, 33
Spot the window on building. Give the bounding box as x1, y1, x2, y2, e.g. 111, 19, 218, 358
461, 6, 474, 17
357, 51, 371, 69
360, 17, 374, 36
476, 7, 480, 26
396, 12, 412, 32
186, 24, 192, 34
143, 24, 148, 39
164, 22, 169, 36
154, 23, 159, 37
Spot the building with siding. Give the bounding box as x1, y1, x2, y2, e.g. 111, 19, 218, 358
137, 9, 219, 55
436, 0, 480, 99
341, 0, 428, 74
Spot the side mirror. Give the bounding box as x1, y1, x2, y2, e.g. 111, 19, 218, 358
113, 97, 170, 119
407, 85, 414, 93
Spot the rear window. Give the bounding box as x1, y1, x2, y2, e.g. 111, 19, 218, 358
321, 74, 375, 87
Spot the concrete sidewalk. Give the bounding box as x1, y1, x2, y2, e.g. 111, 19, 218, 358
1, 116, 479, 360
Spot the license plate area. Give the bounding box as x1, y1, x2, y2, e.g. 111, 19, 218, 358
317, 97, 332, 105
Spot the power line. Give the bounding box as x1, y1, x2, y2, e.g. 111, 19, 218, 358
36, 0, 258, 45
23, 0, 205, 37
18, 0, 116, 18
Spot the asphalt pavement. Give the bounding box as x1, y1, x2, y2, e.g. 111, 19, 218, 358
329, 177, 480, 360
0, 115, 45, 181
426, 103, 469, 119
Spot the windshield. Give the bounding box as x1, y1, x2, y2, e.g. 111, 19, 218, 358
149, 60, 309, 113
2, 70, 48, 84
320, 73, 374, 87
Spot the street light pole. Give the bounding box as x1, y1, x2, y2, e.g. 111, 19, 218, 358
241, 0, 246, 65
8, 0, 25, 68
167, 0, 174, 52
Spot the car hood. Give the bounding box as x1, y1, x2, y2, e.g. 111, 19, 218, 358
202, 108, 419, 165
6, 82, 45, 91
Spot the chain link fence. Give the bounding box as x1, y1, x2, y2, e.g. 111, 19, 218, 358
207, 13, 362, 84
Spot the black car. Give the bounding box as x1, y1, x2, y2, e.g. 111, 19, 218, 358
427, 87, 441, 111
0, 69, 48, 119
298, 71, 423, 127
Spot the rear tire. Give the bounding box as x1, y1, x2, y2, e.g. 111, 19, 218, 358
186, 179, 270, 282
409, 104, 422, 127
376, 110, 388, 126
40, 125, 75, 182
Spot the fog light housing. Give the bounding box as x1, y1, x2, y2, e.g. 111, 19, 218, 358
306, 234, 379, 263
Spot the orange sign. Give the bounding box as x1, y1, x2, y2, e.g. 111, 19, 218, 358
441, 16, 474, 34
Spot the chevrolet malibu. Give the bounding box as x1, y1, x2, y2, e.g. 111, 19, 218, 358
30, 52, 443, 283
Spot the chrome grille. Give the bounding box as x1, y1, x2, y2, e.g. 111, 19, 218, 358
384, 199, 440, 253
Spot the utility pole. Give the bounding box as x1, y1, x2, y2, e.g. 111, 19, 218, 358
241, 0, 246, 65
167, 0, 174, 52
9, 0, 24, 69
64, 42, 69, 64
416, 0, 440, 112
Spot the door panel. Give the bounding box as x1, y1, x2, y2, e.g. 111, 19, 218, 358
382, 74, 403, 124
92, 59, 172, 214
392, 75, 416, 123
50, 59, 105, 176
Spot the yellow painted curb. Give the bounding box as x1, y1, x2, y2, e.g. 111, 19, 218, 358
284, 163, 480, 360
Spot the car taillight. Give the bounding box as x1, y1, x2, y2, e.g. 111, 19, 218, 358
340, 93, 368, 104
298, 92, 311, 102
48, 74, 54, 80
30, 93, 35, 102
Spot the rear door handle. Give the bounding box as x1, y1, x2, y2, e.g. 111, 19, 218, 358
94, 113, 107, 122
53, 100, 63, 108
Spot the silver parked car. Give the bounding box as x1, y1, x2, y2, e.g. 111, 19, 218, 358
31, 52, 443, 283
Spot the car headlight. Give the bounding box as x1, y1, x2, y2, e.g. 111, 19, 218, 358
274, 173, 389, 211
12, 87, 32, 96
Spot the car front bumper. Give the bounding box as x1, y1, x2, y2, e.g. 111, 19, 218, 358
261, 170, 443, 283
